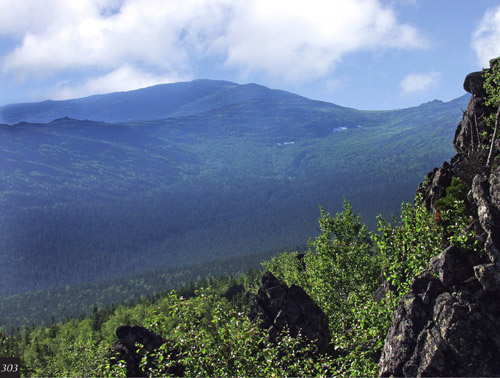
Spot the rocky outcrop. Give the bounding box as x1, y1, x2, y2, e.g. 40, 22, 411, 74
223, 284, 245, 300
378, 245, 500, 377
379, 59, 500, 377
110, 325, 184, 377
418, 161, 453, 212
419, 65, 492, 213
249, 271, 331, 353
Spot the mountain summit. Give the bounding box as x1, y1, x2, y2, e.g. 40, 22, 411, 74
0, 79, 330, 124
0, 79, 469, 300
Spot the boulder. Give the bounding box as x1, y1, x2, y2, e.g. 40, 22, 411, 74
472, 173, 500, 264
110, 325, 183, 377
429, 245, 481, 288
463, 71, 486, 97
223, 284, 245, 300
379, 268, 500, 377
249, 271, 330, 353
474, 263, 500, 291
418, 161, 453, 211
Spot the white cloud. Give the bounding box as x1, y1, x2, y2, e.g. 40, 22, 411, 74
2, 0, 227, 77
221, 0, 426, 82
400, 71, 440, 94
0, 0, 427, 96
473, 5, 500, 67
49, 64, 190, 99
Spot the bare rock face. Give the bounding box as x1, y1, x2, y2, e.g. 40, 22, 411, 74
249, 271, 331, 353
472, 171, 500, 264
463, 71, 487, 97
418, 161, 453, 212
110, 325, 184, 377
378, 247, 500, 377
379, 59, 500, 377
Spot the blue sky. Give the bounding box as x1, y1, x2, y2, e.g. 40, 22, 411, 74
1, 0, 500, 110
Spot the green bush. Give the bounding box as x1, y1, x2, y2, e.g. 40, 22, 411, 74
373, 197, 444, 297
11, 196, 473, 377
140, 289, 334, 377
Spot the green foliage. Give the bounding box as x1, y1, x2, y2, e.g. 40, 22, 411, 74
484, 60, 500, 110
266, 201, 380, 333
0, 254, 267, 331
483, 58, 500, 159
265, 201, 386, 376
0, 92, 466, 301
433, 177, 477, 250
373, 197, 444, 297
4, 193, 478, 377
434, 177, 468, 214
139, 289, 334, 377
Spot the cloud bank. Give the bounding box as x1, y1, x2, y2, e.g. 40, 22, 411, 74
473, 5, 500, 67
400, 71, 440, 94
0, 0, 426, 99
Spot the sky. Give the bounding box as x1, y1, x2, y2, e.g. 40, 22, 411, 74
1, 0, 500, 110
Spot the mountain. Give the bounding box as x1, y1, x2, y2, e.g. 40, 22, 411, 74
5, 66, 500, 378
0, 81, 470, 300
0, 79, 329, 123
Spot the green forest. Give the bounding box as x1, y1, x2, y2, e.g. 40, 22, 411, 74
0, 77, 483, 376
0, 194, 477, 376
0, 88, 466, 323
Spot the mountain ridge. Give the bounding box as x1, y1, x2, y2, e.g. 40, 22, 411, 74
0, 83, 469, 299
0, 79, 467, 124
0, 79, 326, 124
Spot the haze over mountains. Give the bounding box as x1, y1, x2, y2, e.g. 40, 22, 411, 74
0, 79, 331, 124
0, 80, 469, 303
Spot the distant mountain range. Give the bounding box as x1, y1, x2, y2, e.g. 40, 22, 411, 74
0, 80, 470, 299
0, 79, 336, 123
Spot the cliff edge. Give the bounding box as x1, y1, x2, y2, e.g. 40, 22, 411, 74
379, 59, 500, 376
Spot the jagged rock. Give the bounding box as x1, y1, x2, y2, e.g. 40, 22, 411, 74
418, 161, 453, 211
489, 166, 500, 212
474, 263, 500, 291
249, 271, 330, 353
457, 71, 488, 155
379, 59, 500, 377
379, 266, 500, 377
429, 245, 481, 288
223, 284, 245, 300
463, 71, 486, 97
472, 173, 500, 264
110, 325, 183, 377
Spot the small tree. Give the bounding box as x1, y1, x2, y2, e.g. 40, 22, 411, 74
265, 200, 381, 333
483, 58, 500, 167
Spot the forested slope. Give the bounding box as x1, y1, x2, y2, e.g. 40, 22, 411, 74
2, 65, 499, 376
0, 88, 468, 300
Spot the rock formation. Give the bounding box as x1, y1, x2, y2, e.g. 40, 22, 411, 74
110, 325, 184, 377
379, 59, 500, 377
249, 271, 331, 353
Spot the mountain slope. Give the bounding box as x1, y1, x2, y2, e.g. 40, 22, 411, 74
0, 79, 340, 123
0, 82, 470, 299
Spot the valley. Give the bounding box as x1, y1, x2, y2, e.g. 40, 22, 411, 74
0, 80, 468, 328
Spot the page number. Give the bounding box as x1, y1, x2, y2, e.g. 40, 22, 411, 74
0, 358, 20, 378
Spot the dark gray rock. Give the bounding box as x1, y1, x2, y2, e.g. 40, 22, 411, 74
472, 173, 500, 264
379, 59, 500, 377
463, 71, 486, 97
429, 245, 481, 288
110, 325, 183, 377
474, 263, 500, 291
379, 266, 500, 377
489, 167, 500, 212
249, 271, 330, 353
418, 161, 453, 212
223, 284, 245, 300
